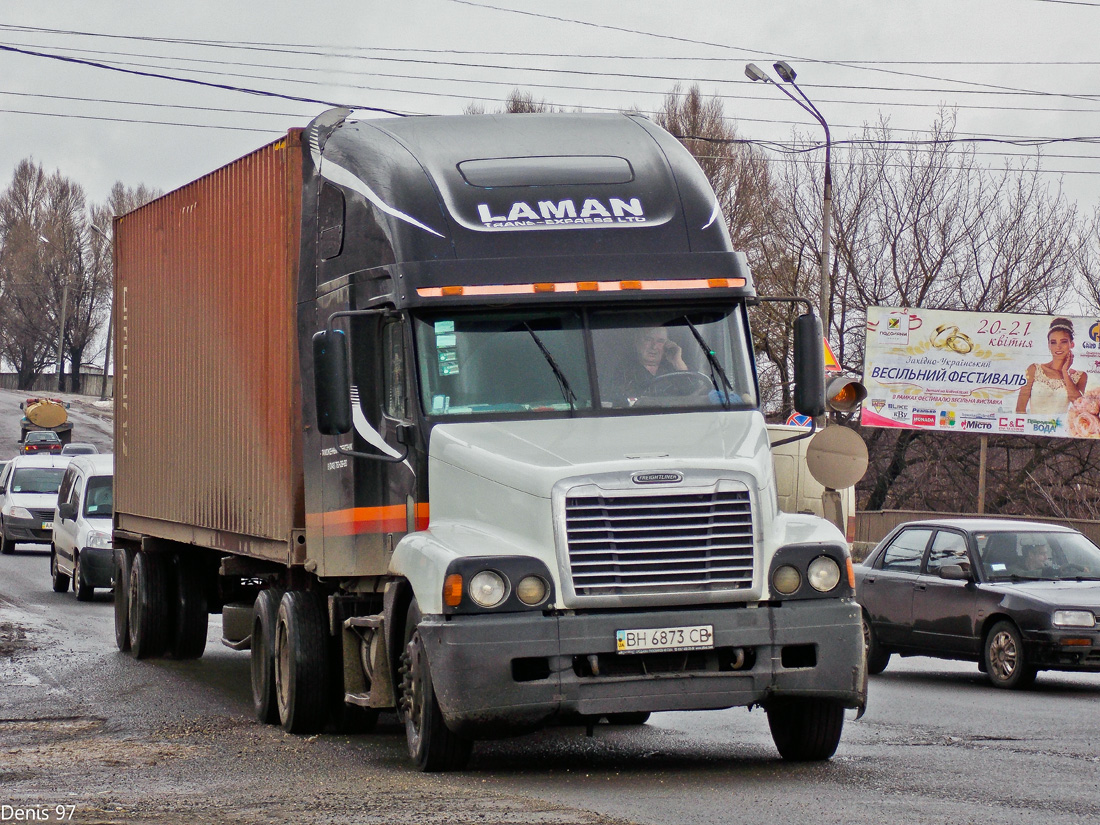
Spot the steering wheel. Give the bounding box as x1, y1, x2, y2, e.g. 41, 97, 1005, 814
1060, 563, 1088, 576
648, 370, 714, 397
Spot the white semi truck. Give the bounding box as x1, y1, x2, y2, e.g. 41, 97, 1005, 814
111, 109, 866, 771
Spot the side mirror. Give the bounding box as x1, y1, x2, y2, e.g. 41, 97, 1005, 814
793, 313, 826, 418
312, 330, 352, 435
58, 502, 77, 521
939, 564, 971, 581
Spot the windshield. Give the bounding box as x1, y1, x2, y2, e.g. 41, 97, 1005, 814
413, 306, 757, 417
11, 467, 66, 494
84, 476, 113, 518
979, 530, 1100, 581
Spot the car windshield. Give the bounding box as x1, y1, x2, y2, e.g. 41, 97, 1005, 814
10, 467, 66, 494
413, 305, 757, 417
83, 475, 113, 517
27, 432, 58, 443
979, 530, 1100, 581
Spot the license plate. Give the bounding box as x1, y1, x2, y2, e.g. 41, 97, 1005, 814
41, 522, 52, 530
616, 624, 714, 654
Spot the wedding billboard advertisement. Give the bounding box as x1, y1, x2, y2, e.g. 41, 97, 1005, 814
863, 307, 1100, 439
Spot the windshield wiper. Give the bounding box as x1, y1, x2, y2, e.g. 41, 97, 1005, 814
682, 316, 734, 409
524, 323, 577, 412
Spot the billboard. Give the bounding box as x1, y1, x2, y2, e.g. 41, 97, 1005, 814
863, 307, 1100, 439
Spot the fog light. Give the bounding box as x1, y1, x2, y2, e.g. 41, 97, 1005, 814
516, 575, 548, 606
469, 570, 507, 607
808, 556, 841, 592
773, 565, 801, 595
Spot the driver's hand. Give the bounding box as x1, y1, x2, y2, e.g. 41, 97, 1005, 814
664, 340, 687, 370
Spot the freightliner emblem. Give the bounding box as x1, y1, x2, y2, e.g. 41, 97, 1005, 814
632, 472, 683, 484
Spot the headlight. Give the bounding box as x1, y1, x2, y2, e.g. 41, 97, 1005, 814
469, 570, 507, 608
4, 506, 33, 520
87, 530, 113, 549
515, 575, 548, 606
773, 565, 801, 595
1053, 610, 1096, 628
808, 556, 842, 592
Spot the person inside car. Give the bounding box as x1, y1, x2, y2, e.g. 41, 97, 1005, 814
1019, 542, 1051, 576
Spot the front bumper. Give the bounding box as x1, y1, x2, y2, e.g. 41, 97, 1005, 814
78, 546, 115, 588
3, 516, 52, 545
1023, 628, 1100, 671
418, 599, 865, 737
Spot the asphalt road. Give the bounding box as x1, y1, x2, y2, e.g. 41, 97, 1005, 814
2, 390, 1099, 824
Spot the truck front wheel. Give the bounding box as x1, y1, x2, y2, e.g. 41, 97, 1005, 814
399, 601, 472, 772
274, 590, 329, 734
766, 698, 845, 761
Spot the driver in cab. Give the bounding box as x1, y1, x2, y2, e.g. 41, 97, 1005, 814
611, 327, 688, 404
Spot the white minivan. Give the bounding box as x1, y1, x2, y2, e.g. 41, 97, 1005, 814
0, 454, 71, 555
51, 454, 114, 600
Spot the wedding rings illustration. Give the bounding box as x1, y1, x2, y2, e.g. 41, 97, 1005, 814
931, 324, 973, 354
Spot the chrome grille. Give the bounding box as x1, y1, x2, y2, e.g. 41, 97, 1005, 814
565, 489, 754, 597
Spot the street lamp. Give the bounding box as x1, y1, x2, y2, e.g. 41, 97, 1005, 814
90, 223, 113, 400
744, 61, 833, 331
40, 234, 69, 393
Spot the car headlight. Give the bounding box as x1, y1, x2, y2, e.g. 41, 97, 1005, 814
807, 556, 842, 592
4, 506, 33, 520
1053, 610, 1096, 628
87, 530, 113, 549
773, 565, 801, 595
469, 570, 507, 608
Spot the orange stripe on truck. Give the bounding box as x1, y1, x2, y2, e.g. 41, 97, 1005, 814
307, 503, 429, 535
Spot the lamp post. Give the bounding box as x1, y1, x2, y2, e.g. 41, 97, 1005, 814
90, 223, 113, 400
745, 61, 833, 331
40, 234, 69, 393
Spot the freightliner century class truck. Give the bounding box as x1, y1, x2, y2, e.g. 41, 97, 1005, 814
111, 109, 866, 771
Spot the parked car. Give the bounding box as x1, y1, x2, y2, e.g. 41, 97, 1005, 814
50, 454, 114, 599
60, 442, 99, 456
21, 430, 63, 455
0, 455, 71, 554
856, 518, 1100, 689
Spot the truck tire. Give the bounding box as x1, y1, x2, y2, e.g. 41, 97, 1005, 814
274, 590, 329, 734
74, 552, 94, 602
170, 556, 208, 659
983, 620, 1038, 690
50, 546, 71, 593
400, 600, 472, 772
862, 612, 891, 675
250, 588, 283, 724
766, 698, 845, 761
128, 551, 170, 659
114, 548, 134, 651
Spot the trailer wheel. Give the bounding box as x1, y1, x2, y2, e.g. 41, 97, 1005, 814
128, 550, 170, 659
74, 552, 94, 602
766, 698, 845, 761
170, 556, 208, 659
274, 590, 329, 734
399, 601, 472, 772
113, 548, 134, 651
250, 588, 283, 724
50, 546, 71, 593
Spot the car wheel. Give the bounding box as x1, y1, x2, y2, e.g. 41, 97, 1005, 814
983, 620, 1037, 689
274, 590, 329, 734
0, 526, 13, 555
114, 548, 134, 652
862, 612, 891, 675
250, 587, 283, 724
74, 552, 94, 602
50, 546, 70, 593
169, 556, 208, 659
766, 698, 845, 761
128, 551, 170, 659
400, 600, 473, 772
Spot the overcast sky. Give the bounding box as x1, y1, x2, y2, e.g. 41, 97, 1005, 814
2, 0, 1099, 216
